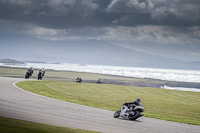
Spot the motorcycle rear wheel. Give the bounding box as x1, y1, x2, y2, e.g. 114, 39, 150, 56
113, 110, 121, 118
128, 110, 140, 120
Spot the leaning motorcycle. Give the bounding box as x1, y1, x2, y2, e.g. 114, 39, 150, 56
25, 71, 31, 79
76, 78, 82, 83
113, 103, 145, 120
37, 72, 43, 80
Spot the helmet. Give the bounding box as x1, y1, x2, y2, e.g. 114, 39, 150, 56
136, 98, 141, 102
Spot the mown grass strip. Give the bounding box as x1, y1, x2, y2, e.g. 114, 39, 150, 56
0, 116, 99, 133
16, 81, 200, 125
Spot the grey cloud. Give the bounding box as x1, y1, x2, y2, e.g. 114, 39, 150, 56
47, 0, 98, 17
151, 0, 200, 26
0, 0, 100, 29
1, 0, 200, 28
107, 0, 153, 13
107, 0, 200, 27
0, 0, 32, 5
0, 0, 200, 45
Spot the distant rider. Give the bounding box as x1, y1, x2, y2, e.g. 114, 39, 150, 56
39, 68, 45, 76
76, 77, 82, 82
27, 67, 34, 76
97, 79, 102, 84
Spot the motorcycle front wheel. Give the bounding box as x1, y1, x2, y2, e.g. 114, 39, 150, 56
128, 110, 140, 120
113, 110, 121, 118
25, 74, 29, 79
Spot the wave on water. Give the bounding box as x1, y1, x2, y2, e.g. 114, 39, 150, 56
1, 62, 200, 92
160, 85, 200, 92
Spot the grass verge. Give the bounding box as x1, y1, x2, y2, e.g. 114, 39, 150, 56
0, 116, 99, 133
16, 81, 200, 125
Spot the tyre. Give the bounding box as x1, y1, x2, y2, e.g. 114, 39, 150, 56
25, 74, 29, 79
38, 74, 42, 80
128, 111, 140, 120
113, 110, 121, 118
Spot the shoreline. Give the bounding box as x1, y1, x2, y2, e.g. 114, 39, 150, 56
1, 62, 200, 83
1, 66, 200, 92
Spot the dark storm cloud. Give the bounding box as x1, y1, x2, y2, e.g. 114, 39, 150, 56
0, 0, 200, 47
151, 0, 200, 26
0, 0, 101, 29
1, 0, 200, 29
106, 0, 200, 27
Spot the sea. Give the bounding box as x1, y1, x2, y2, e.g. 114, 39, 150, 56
1, 62, 200, 92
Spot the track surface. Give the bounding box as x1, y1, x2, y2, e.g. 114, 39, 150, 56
0, 77, 200, 133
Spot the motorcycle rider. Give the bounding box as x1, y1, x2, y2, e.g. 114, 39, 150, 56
124, 98, 143, 117
76, 77, 82, 82
39, 68, 45, 76
124, 98, 142, 108
114, 98, 144, 119
97, 79, 102, 84
27, 67, 34, 76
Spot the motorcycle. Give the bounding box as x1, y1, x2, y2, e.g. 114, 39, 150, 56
97, 79, 102, 84
113, 103, 145, 120
76, 78, 82, 83
25, 70, 31, 79
37, 72, 43, 80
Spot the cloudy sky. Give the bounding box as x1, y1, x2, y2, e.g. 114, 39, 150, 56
0, 0, 200, 65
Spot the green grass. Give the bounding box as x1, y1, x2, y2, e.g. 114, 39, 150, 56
16, 81, 200, 125
0, 116, 99, 133
0, 67, 26, 78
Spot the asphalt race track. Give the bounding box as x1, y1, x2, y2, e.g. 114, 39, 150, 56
0, 77, 200, 133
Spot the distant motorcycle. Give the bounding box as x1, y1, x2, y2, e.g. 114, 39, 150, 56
37, 69, 45, 80
114, 103, 145, 120
97, 79, 102, 84
25, 70, 32, 79
76, 77, 82, 83
38, 72, 43, 80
